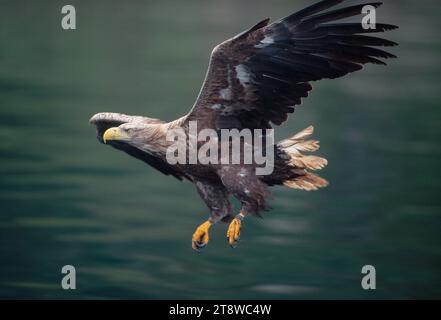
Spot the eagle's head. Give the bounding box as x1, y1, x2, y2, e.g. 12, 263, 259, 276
89, 112, 185, 180
89, 112, 169, 156
102, 123, 143, 145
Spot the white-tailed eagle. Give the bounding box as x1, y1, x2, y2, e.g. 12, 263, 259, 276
90, 0, 397, 251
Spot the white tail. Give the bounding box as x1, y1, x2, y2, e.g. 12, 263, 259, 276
278, 126, 329, 191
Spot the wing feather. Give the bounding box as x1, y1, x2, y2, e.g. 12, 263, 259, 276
186, 0, 397, 130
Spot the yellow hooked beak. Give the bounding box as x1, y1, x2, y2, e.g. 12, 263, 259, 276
102, 127, 130, 144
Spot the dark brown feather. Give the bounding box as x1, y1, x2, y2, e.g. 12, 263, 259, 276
186, 0, 398, 130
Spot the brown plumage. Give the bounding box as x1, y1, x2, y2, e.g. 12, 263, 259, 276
89, 0, 397, 250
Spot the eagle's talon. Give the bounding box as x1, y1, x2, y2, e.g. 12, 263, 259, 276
194, 241, 206, 249
227, 217, 242, 247
191, 220, 212, 251
192, 242, 206, 252
229, 238, 240, 249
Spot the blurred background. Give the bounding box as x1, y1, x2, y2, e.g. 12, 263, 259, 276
0, 0, 440, 299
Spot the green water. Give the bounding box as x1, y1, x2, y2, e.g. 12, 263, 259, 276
1, 0, 440, 299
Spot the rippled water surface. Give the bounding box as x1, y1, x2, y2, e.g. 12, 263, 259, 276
1, 0, 440, 299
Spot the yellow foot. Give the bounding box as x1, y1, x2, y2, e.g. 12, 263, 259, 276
227, 215, 243, 248
192, 220, 212, 251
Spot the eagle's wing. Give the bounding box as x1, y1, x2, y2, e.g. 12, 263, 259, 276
109, 141, 185, 180
186, 0, 397, 130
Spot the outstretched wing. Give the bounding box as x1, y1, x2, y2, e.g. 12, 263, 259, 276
186, 0, 397, 130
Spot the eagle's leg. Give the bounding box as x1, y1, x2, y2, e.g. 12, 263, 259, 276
192, 180, 232, 251
218, 166, 271, 248
227, 210, 247, 248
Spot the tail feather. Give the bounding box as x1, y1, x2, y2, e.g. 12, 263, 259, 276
283, 173, 329, 191
291, 155, 328, 170
278, 125, 314, 148
291, 140, 320, 152
277, 125, 329, 191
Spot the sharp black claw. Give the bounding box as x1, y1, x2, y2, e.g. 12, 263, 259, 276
197, 242, 206, 248
192, 241, 207, 252
230, 237, 241, 248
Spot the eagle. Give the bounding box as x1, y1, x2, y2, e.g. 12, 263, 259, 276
90, 0, 397, 251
